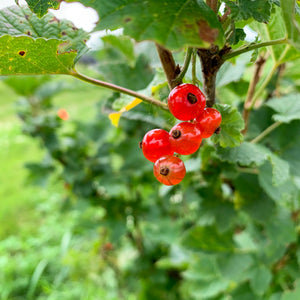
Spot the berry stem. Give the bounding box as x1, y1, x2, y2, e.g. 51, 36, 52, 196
173, 47, 193, 85
71, 70, 169, 111
250, 121, 281, 144
221, 37, 288, 61
191, 48, 198, 85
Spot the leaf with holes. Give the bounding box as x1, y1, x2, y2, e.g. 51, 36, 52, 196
0, 35, 76, 75
66, 0, 225, 50
0, 6, 89, 61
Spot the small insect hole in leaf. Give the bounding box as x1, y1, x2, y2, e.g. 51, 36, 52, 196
18, 51, 26, 57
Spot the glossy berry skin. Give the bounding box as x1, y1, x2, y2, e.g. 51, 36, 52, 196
195, 107, 222, 138
142, 129, 174, 163
168, 83, 206, 121
153, 155, 186, 186
169, 122, 202, 155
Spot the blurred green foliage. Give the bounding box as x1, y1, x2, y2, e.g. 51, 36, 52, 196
1, 1, 300, 299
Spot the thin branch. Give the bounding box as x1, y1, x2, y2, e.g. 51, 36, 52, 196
155, 43, 180, 90
221, 38, 288, 61
250, 121, 281, 144
220, 5, 231, 23
173, 47, 193, 85
206, 0, 218, 13
71, 71, 169, 111
242, 55, 266, 134
250, 45, 291, 109
191, 48, 197, 85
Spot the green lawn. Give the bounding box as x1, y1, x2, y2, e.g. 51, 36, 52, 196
0, 76, 110, 238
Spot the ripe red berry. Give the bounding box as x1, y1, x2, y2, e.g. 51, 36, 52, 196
195, 108, 222, 138
57, 108, 69, 120
169, 122, 202, 155
153, 155, 186, 186
168, 83, 206, 121
141, 129, 174, 163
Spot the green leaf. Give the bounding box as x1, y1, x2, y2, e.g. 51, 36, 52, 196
181, 225, 234, 252
266, 94, 300, 123
216, 54, 248, 87
250, 6, 300, 64
268, 153, 290, 186
211, 104, 244, 147
228, 28, 246, 45
281, 280, 300, 300
68, 0, 225, 50
98, 54, 155, 91
234, 174, 276, 223
0, 35, 76, 75
281, 0, 300, 50
217, 142, 268, 166
218, 253, 254, 282
258, 162, 297, 203
24, 0, 60, 17
0, 6, 89, 61
249, 265, 272, 296
224, 0, 272, 23
101, 35, 136, 67
217, 142, 290, 187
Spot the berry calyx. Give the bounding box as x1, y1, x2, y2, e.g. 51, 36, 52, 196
153, 155, 186, 186
169, 122, 202, 155
168, 83, 206, 121
141, 129, 174, 163
195, 107, 222, 138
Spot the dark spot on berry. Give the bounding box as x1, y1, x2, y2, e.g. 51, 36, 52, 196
18, 50, 26, 56
124, 17, 132, 23
139, 141, 143, 149
171, 129, 181, 139
160, 166, 169, 176
187, 93, 197, 104
214, 127, 221, 134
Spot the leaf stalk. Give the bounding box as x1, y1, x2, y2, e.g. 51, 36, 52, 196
222, 38, 288, 60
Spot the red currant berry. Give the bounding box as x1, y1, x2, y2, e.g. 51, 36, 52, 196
141, 129, 174, 162
153, 155, 186, 186
195, 107, 222, 138
169, 122, 202, 155
168, 83, 206, 121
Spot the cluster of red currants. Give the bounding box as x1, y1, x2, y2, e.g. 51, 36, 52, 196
141, 83, 222, 186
